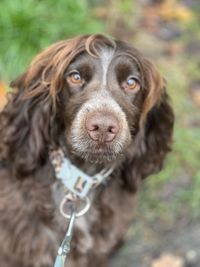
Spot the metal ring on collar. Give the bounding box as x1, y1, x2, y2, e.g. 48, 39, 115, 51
59, 196, 91, 219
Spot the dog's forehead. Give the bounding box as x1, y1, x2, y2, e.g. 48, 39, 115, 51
67, 47, 114, 85
98, 48, 114, 86
68, 46, 141, 85
70, 47, 115, 66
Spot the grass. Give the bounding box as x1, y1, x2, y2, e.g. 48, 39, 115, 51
0, 0, 104, 81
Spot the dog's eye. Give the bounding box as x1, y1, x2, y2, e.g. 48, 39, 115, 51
126, 77, 140, 91
67, 71, 83, 85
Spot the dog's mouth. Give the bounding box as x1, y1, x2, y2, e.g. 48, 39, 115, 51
82, 152, 118, 164
70, 139, 127, 164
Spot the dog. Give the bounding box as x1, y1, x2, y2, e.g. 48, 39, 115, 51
0, 34, 174, 267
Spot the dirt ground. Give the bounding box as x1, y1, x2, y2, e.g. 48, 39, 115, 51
111, 212, 200, 267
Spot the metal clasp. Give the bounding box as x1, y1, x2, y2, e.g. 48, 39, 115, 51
54, 211, 76, 267
54, 196, 91, 267
59, 196, 91, 219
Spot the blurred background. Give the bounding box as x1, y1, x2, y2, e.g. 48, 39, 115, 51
0, 0, 200, 266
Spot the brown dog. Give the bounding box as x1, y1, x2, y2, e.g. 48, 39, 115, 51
0, 34, 174, 267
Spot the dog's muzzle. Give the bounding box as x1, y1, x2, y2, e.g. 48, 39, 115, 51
70, 92, 131, 162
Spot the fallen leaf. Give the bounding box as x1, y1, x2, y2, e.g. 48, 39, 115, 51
0, 82, 8, 110
158, 3, 193, 22
151, 253, 184, 267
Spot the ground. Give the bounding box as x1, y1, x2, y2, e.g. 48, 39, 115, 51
111, 219, 200, 267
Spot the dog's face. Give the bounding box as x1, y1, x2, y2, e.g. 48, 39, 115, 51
61, 41, 161, 164
9, 35, 168, 171
64, 49, 132, 163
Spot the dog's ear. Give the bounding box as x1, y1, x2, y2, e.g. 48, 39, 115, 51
1, 37, 89, 177
122, 61, 174, 192
1, 74, 57, 177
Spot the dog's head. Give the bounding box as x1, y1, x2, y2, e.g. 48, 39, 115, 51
62, 36, 165, 164
2, 34, 173, 177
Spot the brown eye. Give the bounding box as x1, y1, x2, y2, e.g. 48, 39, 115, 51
126, 77, 140, 91
67, 71, 83, 85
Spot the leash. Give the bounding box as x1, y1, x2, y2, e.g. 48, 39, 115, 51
54, 198, 90, 267
54, 211, 76, 267
49, 148, 113, 267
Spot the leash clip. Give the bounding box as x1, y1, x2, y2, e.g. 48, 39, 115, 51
54, 211, 75, 267
54, 196, 91, 267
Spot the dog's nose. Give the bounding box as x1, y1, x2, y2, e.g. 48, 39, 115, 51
85, 113, 119, 143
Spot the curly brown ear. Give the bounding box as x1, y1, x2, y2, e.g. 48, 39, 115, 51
0, 78, 57, 177
122, 85, 174, 192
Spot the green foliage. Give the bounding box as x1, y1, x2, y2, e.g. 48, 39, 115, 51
0, 0, 104, 80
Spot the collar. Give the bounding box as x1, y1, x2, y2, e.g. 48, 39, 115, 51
49, 148, 114, 200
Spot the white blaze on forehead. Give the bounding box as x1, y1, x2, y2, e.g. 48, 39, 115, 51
100, 48, 114, 86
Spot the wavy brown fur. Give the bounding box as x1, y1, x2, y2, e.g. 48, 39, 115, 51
0, 34, 174, 267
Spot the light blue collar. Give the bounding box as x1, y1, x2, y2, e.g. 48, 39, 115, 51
49, 149, 114, 199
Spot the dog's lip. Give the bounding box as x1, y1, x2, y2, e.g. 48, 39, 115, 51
83, 148, 116, 156
81, 150, 119, 163
72, 146, 119, 158
91, 146, 109, 153
71, 145, 124, 164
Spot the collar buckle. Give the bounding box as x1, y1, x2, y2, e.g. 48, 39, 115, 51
57, 157, 94, 198
49, 148, 114, 199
